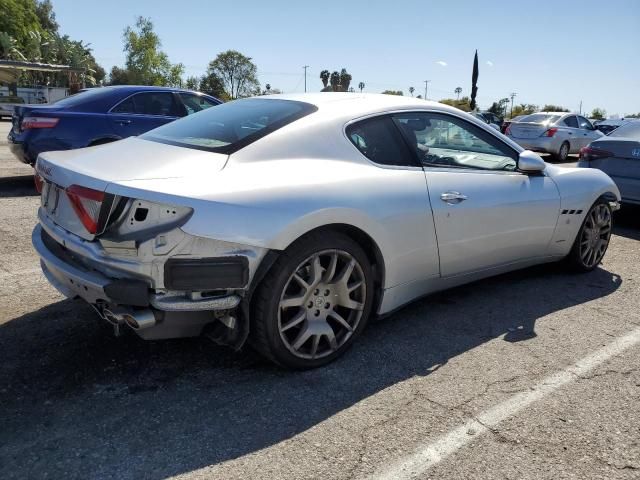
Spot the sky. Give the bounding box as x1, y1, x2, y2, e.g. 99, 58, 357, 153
51, 0, 640, 116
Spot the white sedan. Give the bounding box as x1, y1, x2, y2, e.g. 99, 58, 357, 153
32, 94, 620, 368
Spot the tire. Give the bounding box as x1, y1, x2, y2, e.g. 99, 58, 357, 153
554, 141, 570, 162
567, 198, 613, 272
250, 231, 374, 369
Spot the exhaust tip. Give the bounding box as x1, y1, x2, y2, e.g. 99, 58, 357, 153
123, 310, 156, 330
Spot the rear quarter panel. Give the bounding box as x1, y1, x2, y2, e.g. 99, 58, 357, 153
109, 158, 441, 291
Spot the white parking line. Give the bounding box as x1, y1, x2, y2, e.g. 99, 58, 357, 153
371, 325, 640, 480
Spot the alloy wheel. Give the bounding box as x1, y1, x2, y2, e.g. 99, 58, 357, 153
277, 249, 367, 360
579, 203, 612, 268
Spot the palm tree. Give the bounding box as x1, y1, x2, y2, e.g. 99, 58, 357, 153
339, 68, 352, 92
409, 86, 415, 97
330, 71, 340, 91
320, 70, 330, 88
358, 81, 365, 92
455, 87, 462, 100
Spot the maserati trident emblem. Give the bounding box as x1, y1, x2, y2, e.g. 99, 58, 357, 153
632, 148, 640, 158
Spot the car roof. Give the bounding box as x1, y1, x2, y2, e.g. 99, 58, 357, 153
255, 92, 468, 119
84, 85, 204, 95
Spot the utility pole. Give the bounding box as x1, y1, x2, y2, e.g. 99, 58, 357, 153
510, 92, 517, 118
303, 65, 309, 93
424, 80, 431, 100
579, 100, 582, 115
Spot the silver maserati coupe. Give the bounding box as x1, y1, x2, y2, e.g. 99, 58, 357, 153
32, 93, 620, 368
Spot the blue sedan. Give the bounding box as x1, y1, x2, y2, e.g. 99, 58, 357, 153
8, 85, 221, 165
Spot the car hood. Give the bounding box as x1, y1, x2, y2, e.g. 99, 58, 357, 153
36, 137, 229, 189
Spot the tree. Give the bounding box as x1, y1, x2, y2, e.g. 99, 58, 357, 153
541, 104, 569, 112
439, 96, 471, 112
455, 87, 462, 100
330, 71, 340, 91
487, 102, 503, 117
409, 86, 415, 97
320, 70, 330, 88
590, 108, 606, 120
207, 50, 259, 99
470, 50, 479, 110
185, 75, 199, 91
34, 0, 58, 34
382, 90, 403, 96
198, 71, 227, 99
509, 103, 538, 118
118, 16, 184, 86
339, 68, 351, 92
358, 81, 365, 92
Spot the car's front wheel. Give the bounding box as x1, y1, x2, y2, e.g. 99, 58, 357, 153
567, 198, 613, 271
251, 232, 374, 369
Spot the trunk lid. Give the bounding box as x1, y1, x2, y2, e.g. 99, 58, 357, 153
35, 137, 228, 240
508, 122, 550, 139
12, 104, 63, 133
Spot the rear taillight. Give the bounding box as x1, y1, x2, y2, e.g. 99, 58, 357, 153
579, 146, 613, 162
542, 128, 558, 137
505, 125, 512, 135
65, 185, 105, 234
22, 117, 59, 129
34, 173, 44, 193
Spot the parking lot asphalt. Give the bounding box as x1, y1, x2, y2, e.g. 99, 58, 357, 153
0, 120, 638, 479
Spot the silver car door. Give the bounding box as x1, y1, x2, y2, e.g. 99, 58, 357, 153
577, 115, 602, 148
393, 112, 560, 277
561, 115, 581, 152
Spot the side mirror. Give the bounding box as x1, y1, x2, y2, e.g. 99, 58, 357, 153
518, 150, 546, 173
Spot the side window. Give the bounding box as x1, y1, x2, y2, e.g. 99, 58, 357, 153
577, 116, 593, 130
393, 112, 517, 171
111, 96, 136, 114
346, 116, 416, 167
563, 116, 579, 128
179, 93, 219, 115
134, 92, 180, 116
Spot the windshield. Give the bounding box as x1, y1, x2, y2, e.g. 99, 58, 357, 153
142, 98, 317, 154
608, 121, 640, 140
520, 113, 562, 125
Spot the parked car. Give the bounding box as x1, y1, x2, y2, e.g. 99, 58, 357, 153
578, 120, 640, 205
480, 111, 503, 128
32, 94, 620, 368
471, 112, 500, 131
0, 95, 25, 119
8, 86, 221, 165
501, 114, 527, 134
593, 119, 631, 136
505, 112, 604, 161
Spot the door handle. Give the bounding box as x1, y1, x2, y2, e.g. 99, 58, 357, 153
440, 191, 468, 204
116, 119, 131, 125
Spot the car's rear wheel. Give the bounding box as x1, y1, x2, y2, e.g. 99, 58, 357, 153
567, 198, 613, 271
251, 232, 374, 369
554, 141, 570, 162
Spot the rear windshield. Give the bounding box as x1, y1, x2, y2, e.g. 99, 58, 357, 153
51, 88, 112, 107
521, 114, 562, 125
142, 98, 317, 154
608, 121, 640, 140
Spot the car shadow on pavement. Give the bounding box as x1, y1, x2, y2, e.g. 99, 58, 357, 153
0, 263, 622, 479
0, 175, 38, 198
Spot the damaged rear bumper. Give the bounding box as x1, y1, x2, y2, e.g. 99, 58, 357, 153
32, 212, 268, 343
